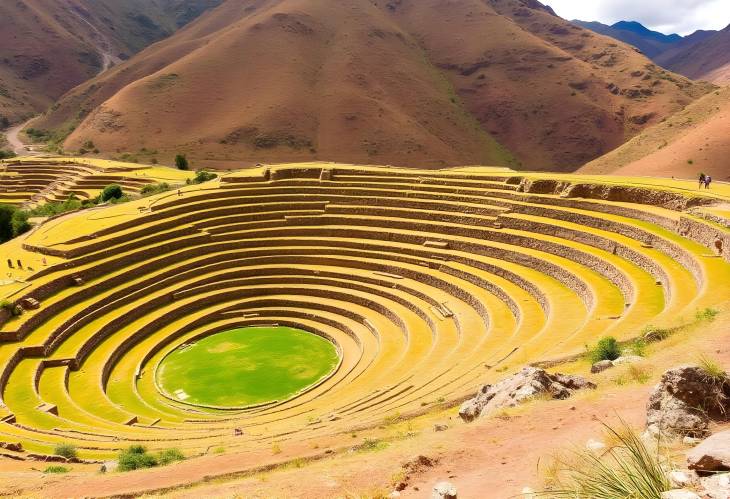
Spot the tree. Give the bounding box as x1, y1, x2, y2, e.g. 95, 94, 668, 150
0, 204, 14, 243
101, 184, 123, 202
175, 154, 189, 170
11, 210, 30, 237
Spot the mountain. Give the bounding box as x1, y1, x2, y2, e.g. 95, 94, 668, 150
655, 25, 730, 85
580, 86, 730, 180
575, 20, 730, 85
572, 21, 681, 58
0, 0, 222, 125
30, 0, 714, 171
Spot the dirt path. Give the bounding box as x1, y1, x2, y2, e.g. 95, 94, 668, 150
4, 119, 41, 156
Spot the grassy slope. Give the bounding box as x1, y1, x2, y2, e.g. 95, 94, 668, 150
580, 87, 730, 180
156, 327, 339, 407
31, 0, 714, 171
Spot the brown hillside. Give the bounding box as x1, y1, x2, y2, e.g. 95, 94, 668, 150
35, 0, 714, 170
656, 24, 730, 85
580, 86, 730, 180
0, 0, 221, 124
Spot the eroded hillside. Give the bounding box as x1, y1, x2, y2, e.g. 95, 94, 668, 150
30, 0, 715, 170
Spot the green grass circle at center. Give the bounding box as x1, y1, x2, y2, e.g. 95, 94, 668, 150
155, 326, 339, 408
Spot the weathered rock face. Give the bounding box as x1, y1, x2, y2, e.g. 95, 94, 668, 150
432, 481, 457, 499
699, 473, 730, 499
646, 366, 730, 438
458, 367, 596, 422
591, 359, 614, 373
687, 431, 730, 474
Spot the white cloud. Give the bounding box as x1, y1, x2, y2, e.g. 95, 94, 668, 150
546, 0, 730, 35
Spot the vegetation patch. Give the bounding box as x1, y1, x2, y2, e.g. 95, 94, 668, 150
540, 422, 671, 498
587, 336, 621, 363
156, 327, 339, 407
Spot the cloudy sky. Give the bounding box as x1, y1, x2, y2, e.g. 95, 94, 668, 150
546, 0, 730, 36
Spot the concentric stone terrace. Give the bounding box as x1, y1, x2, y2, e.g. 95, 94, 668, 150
0, 164, 728, 461
0, 158, 191, 207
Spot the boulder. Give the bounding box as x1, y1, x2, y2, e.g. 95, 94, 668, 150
668, 470, 698, 488
432, 481, 457, 499
699, 473, 730, 499
459, 367, 596, 422
687, 431, 730, 473
586, 439, 606, 452
591, 359, 614, 373
646, 366, 730, 438
613, 355, 644, 365
434, 424, 449, 432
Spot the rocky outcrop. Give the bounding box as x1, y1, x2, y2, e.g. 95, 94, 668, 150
646, 366, 730, 438
459, 367, 596, 422
432, 481, 457, 499
591, 355, 643, 373
687, 430, 730, 473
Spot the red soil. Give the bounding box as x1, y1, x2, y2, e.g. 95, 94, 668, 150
35, 0, 714, 171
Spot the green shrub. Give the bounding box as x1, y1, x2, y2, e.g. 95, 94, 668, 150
0, 149, 16, 160
0, 204, 15, 242
175, 154, 189, 170
44, 465, 69, 474
641, 325, 672, 342
157, 448, 185, 465
539, 421, 671, 498
630, 338, 647, 357
695, 307, 719, 322
117, 446, 184, 471
191, 170, 218, 184
11, 209, 30, 237
588, 337, 621, 363
140, 182, 171, 196
100, 184, 123, 202
118, 445, 158, 471
698, 354, 727, 381
54, 442, 77, 459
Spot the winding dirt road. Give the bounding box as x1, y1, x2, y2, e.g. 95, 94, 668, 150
4, 119, 41, 156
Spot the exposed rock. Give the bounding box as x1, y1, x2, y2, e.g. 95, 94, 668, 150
687, 431, 730, 473
661, 490, 701, 499
683, 436, 702, 446
668, 470, 698, 488
432, 481, 457, 499
0, 442, 23, 452
613, 355, 644, 365
646, 366, 730, 438
699, 473, 730, 499
591, 359, 614, 373
459, 367, 596, 422
434, 424, 449, 432
100, 460, 118, 473
586, 439, 606, 452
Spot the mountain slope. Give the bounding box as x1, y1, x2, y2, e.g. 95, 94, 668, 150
655, 24, 730, 85
572, 20, 681, 58
32, 0, 714, 170
0, 0, 222, 124
580, 87, 730, 180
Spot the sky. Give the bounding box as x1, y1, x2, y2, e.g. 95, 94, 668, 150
546, 0, 730, 36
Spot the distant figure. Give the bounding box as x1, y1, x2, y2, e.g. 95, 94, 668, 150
7, 259, 13, 269
698, 172, 706, 189
233, 428, 243, 436
16, 259, 22, 269
42, 257, 47, 266
705, 175, 712, 190
177, 189, 182, 197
